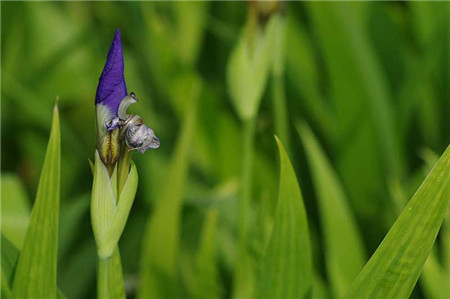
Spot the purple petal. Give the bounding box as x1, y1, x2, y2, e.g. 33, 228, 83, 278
95, 29, 127, 115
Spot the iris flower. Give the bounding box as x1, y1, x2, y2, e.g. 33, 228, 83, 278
91, 29, 159, 263
95, 29, 159, 169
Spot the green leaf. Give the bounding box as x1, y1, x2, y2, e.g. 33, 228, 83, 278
1, 235, 20, 290
256, 137, 312, 299
1, 173, 30, 249
226, 14, 278, 120
194, 210, 221, 299
139, 77, 200, 299
298, 122, 366, 298
285, 12, 333, 142
11, 103, 60, 299
101, 162, 138, 257
91, 151, 116, 258
344, 145, 450, 299
2, 234, 66, 299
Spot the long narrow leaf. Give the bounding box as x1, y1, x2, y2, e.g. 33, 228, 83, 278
256, 137, 312, 299
298, 123, 366, 298
344, 145, 450, 299
139, 77, 200, 299
12, 103, 61, 299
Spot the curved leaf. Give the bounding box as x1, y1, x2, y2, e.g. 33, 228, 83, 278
298, 122, 366, 297
256, 137, 312, 299
344, 145, 450, 299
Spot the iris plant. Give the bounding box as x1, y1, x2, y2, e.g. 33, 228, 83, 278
91, 29, 159, 298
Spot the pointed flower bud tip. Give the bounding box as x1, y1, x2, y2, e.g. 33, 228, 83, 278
95, 28, 127, 115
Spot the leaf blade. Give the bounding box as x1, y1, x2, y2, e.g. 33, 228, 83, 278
298, 122, 366, 298
12, 103, 61, 299
256, 137, 312, 299
344, 145, 450, 299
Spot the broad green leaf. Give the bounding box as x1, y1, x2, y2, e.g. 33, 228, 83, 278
226, 14, 278, 120
1, 173, 30, 249
2, 234, 66, 299
256, 137, 312, 299
298, 122, 366, 298
416, 148, 450, 299
344, 145, 450, 299
139, 77, 200, 299
11, 103, 60, 299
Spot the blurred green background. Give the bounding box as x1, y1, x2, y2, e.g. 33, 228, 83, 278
1, 1, 449, 299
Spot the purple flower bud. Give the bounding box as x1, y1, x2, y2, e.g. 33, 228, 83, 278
95, 29, 159, 169
95, 29, 127, 115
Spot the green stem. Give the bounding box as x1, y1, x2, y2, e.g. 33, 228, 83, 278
238, 117, 256, 247
233, 117, 257, 299
98, 257, 109, 299
97, 147, 132, 299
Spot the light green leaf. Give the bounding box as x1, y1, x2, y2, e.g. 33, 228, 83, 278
2, 234, 66, 299
226, 14, 278, 121
344, 145, 450, 299
1, 173, 30, 249
12, 103, 60, 299
139, 77, 200, 299
298, 122, 366, 298
256, 137, 312, 299
91, 150, 116, 257
101, 162, 138, 257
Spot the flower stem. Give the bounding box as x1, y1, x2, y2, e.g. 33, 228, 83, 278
233, 116, 256, 298
97, 146, 132, 299
238, 117, 256, 246
98, 257, 109, 299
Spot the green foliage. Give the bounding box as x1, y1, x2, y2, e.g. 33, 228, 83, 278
1, 174, 30, 249
226, 13, 278, 121
299, 123, 366, 298
256, 137, 312, 299
344, 146, 450, 299
139, 78, 200, 299
11, 104, 60, 299
194, 211, 221, 299
2, 2, 450, 299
